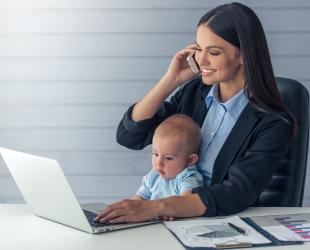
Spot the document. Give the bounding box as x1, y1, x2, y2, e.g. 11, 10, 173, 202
249, 213, 310, 242
164, 216, 271, 248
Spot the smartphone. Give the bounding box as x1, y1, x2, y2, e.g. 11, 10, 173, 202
187, 54, 200, 73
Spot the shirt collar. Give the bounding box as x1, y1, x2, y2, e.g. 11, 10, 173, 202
205, 84, 248, 120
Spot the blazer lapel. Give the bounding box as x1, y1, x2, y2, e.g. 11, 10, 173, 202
211, 103, 260, 184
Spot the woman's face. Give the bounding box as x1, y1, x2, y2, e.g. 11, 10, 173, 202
195, 25, 244, 86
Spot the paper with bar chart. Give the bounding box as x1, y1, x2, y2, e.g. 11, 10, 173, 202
250, 213, 310, 241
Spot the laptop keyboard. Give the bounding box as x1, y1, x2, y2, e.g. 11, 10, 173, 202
83, 209, 112, 228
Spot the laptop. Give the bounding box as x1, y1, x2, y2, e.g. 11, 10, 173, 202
0, 147, 158, 234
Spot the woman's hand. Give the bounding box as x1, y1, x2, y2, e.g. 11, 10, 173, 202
163, 43, 200, 88
130, 43, 200, 122
95, 194, 206, 223
95, 199, 159, 223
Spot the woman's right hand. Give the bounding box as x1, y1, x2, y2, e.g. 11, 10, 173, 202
130, 43, 200, 122
163, 43, 200, 88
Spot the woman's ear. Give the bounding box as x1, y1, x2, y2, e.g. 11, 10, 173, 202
236, 50, 243, 65
187, 153, 199, 166
239, 53, 244, 65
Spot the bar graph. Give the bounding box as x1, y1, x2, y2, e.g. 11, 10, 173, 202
275, 216, 310, 240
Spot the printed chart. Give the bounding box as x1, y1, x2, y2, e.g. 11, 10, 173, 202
275, 216, 310, 240
250, 213, 310, 242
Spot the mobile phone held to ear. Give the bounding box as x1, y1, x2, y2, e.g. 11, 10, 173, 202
187, 54, 200, 73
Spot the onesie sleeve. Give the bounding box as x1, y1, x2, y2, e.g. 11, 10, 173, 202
136, 170, 156, 200
176, 166, 204, 194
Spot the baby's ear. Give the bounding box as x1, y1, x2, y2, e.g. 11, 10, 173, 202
187, 153, 199, 166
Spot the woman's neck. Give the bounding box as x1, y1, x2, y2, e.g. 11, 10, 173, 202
218, 68, 246, 102
218, 82, 245, 102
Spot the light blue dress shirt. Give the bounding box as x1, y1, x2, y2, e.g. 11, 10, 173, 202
197, 84, 248, 186
136, 165, 203, 200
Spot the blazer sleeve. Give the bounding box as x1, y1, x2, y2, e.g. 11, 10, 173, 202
194, 115, 292, 216
116, 85, 187, 150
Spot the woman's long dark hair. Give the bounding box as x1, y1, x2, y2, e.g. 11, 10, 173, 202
198, 2, 297, 143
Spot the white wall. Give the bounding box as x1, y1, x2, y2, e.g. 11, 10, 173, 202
0, 0, 309, 205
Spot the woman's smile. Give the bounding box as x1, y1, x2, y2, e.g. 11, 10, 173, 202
200, 68, 217, 76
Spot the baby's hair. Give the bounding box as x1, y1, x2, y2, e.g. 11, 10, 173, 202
154, 114, 201, 155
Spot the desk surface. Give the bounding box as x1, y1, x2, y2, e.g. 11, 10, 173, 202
1, 204, 310, 250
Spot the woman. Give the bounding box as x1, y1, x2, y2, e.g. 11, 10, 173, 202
96, 2, 296, 223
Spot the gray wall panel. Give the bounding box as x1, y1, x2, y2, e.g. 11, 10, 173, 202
0, 151, 151, 175
0, 128, 122, 151
0, 105, 128, 127
1, 8, 310, 34
2, 33, 310, 58
0, 58, 169, 80
0, 57, 309, 80
2, 0, 310, 9
0, 81, 153, 104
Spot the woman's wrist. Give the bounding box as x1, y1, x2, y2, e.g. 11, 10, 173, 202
151, 195, 207, 218
160, 74, 182, 91
151, 198, 168, 217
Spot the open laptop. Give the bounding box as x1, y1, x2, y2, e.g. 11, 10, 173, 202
0, 147, 158, 234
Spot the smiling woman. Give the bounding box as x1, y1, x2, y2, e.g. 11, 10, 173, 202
194, 26, 245, 102
95, 2, 297, 223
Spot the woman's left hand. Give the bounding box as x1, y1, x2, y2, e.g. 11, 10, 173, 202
95, 199, 159, 223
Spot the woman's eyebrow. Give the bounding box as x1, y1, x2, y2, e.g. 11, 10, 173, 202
195, 41, 223, 50
206, 45, 223, 50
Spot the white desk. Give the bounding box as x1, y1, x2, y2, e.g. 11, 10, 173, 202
1, 204, 310, 250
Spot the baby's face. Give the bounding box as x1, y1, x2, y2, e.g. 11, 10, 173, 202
152, 134, 189, 180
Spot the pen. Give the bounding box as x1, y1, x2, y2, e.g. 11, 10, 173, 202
227, 222, 246, 235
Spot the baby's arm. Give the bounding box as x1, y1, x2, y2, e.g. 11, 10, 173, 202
180, 189, 192, 196
134, 170, 154, 200
177, 166, 203, 196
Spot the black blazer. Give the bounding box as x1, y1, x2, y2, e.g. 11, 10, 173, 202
116, 77, 292, 216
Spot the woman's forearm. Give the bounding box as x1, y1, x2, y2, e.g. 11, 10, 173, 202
131, 76, 178, 122
131, 43, 197, 122
153, 194, 207, 218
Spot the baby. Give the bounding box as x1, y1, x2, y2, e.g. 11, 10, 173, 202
132, 114, 203, 200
